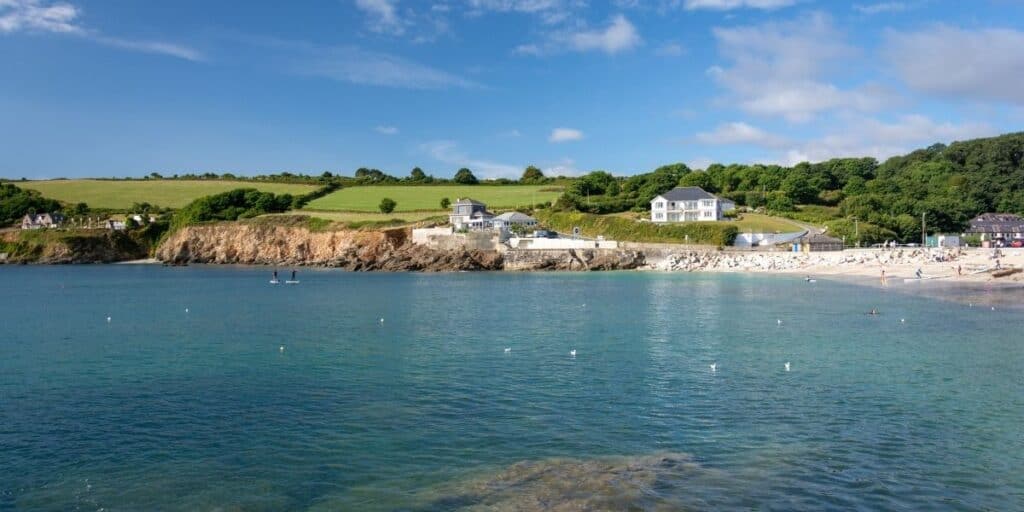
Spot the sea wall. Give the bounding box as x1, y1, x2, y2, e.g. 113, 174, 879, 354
503, 248, 645, 271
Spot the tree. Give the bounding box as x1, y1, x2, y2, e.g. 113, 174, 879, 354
410, 167, 427, 181
379, 197, 397, 214
453, 168, 478, 184
678, 171, 715, 191
440, 197, 451, 209
73, 202, 89, 215
521, 165, 545, 183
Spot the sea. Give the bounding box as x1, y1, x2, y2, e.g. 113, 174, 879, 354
1, 265, 1022, 511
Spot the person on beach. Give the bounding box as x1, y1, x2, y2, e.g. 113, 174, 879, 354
915, 268, 923, 279
881, 269, 887, 286
957, 265, 962, 276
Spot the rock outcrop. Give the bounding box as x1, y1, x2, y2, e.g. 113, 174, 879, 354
156, 223, 504, 271
1, 229, 151, 264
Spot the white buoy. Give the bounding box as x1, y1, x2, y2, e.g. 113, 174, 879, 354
106, 316, 111, 323
710, 363, 717, 372
784, 362, 791, 372
570, 349, 577, 357
900, 318, 905, 323
185, 308, 189, 313
777, 319, 782, 326
991, 306, 996, 311
504, 347, 511, 353
379, 317, 384, 323
280, 345, 285, 352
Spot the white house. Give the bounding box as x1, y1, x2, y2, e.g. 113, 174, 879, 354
650, 187, 728, 222
491, 211, 538, 230
449, 198, 495, 230
21, 213, 64, 230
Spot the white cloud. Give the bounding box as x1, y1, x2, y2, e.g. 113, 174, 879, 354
465, 0, 577, 24
421, 140, 522, 179
853, 2, 905, 14
294, 45, 479, 89
883, 24, 1024, 104
542, 157, 584, 177
0, 0, 80, 33
686, 157, 715, 171
354, 0, 406, 35
0, 0, 202, 60
694, 121, 787, 147
709, 12, 890, 122
569, 15, 640, 54
681, 0, 796, 10
776, 114, 995, 165
549, 127, 584, 142
655, 42, 684, 57
514, 14, 641, 56
375, 125, 399, 135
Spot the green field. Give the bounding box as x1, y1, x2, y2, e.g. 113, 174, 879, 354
296, 210, 446, 223
305, 185, 562, 212
727, 213, 807, 233
21, 180, 318, 209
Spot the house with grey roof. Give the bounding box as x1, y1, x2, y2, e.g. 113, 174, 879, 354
491, 211, 538, 230
966, 213, 1024, 244
449, 198, 495, 230
650, 187, 729, 223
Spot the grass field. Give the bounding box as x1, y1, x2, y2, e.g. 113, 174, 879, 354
727, 213, 806, 233
21, 180, 318, 209
304, 185, 562, 212
297, 210, 446, 223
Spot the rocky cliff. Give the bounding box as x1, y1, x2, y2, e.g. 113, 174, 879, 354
1, 229, 151, 264
156, 222, 504, 271
155, 222, 648, 272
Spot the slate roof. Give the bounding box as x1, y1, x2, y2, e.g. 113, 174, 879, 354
495, 212, 535, 222
656, 187, 718, 202
453, 198, 486, 206
967, 213, 1024, 234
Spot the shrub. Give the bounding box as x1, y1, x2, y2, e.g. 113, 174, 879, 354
379, 197, 397, 214
170, 188, 295, 231
440, 197, 451, 209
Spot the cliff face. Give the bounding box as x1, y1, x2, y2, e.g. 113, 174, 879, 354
156, 223, 504, 271
155, 222, 648, 272
1, 229, 150, 264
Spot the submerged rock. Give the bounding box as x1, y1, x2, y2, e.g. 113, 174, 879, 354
410, 452, 705, 511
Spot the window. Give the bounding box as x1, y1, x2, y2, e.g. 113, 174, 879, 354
701, 200, 714, 207
654, 202, 664, 209
655, 213, 664, 220
703, 211, 713, 218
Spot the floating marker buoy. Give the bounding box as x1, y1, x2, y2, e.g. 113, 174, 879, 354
710, 363, 717, 372
570, 349, 577, 357
106, 316, 111, 323
280, 346, 285, 352
784, 362, 791, 372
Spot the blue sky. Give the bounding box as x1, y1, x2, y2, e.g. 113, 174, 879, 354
2, 0, 1023, 179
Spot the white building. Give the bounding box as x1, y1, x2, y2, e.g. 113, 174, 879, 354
21, 213, 64, 230
650, 187, 729, 222
491, 211, 538, 230
449, 198, 495, 230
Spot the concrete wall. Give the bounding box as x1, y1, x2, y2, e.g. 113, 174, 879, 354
411, 228, 500, 251
508, 237, 619, 250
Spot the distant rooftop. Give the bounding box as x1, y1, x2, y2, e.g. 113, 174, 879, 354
453, 198, 485, 206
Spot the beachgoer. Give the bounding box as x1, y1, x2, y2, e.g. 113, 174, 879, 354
957, 265, 962, 276
995, 259, 1002, 270
915, 268, 923, 279
881, 269, 887, 285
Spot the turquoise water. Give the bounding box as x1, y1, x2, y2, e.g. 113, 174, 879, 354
2, 266, 1022, 510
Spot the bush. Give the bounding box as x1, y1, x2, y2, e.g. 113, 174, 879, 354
170, 188, 295, 231
440, 197, 451, 209
534, 210, 737, 245
379, 197, 397, 214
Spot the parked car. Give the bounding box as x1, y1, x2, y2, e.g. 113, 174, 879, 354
1011, 240, 1024, 248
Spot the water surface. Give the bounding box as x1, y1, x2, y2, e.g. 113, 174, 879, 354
1, 266, 1022, 510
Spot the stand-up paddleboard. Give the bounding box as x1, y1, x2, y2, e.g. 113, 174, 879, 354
285, 270, 299, 284
285, 280, 300, 284
270, 279, 281, 284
